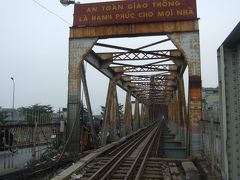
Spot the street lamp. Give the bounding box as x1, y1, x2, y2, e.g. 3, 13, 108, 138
60, 0, 75, 6
11, 77, 15, 120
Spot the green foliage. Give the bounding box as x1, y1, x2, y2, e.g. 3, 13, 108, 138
118, 104, 124, 120
22, 104, 53, 113
101, 103, 124, 120
22, 104, 53, 123
0, 112, 8, 124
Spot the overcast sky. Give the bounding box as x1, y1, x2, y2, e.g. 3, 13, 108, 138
0, 0, 240, 112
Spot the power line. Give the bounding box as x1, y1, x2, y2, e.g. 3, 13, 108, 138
32, 0, 71, 25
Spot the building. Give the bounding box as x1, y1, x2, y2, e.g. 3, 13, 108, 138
202, 87, 219, 122
202, 87, 219, 110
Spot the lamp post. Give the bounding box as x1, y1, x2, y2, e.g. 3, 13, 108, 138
60, 0, 75, 6
11, 77, 15, 120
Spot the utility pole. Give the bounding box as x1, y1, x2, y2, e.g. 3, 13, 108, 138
11, 77, 15, 120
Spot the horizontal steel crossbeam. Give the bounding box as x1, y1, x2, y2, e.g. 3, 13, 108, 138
118, 64, 178, 73
98, 50, 182, 61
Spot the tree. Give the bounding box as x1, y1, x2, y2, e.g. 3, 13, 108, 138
22, 104, 53, 113
100, 103, 124, 120
0, 112, 8, 124
22, 104, 54, 123
118, 104, 124, 120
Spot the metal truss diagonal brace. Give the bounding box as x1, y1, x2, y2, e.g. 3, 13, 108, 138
85, 51, 138, 99
124, 91, 133, 136
81, 61, 98, 149
134, 98, 140, 131
140, 104, 149, 127
177, 77, 187, 145
101, 80, 120, 146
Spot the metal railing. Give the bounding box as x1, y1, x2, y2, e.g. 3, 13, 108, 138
201, 118, 222, 173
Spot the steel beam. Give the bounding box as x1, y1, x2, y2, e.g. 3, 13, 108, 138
218, 28, 240, 179
98, 50, 181, 61
140, 104, 149, 126
124, 91, 133, 135
128, 75, 176, 82
140, 104, 145, 128
120, 64, 178, 73
70, 20, 199, 38
218, 45, 228, 180
168, 32, 202, 156
66, 38, 97, 153
133, 98, 140, 131
85, 51, 139, 99
81, 61, 98, 149
97, 39, 176, 62
177, 77, 187, 145
101, 80, 120, 146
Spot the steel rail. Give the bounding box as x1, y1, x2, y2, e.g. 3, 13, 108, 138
124, 122, 161, 180
155, 127, 162, 157
99, 127, 156, 180
88, 124, 155, 180
135, 122, 163, 180
107, 128, 146, 156
105, 126, 152, 157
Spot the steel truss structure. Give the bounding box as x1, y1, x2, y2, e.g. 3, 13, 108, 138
65, 1, 202, 157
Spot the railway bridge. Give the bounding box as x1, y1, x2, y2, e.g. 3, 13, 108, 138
1, 0, 240, 179
66, 1, 201, 154
60, 0, 203, 179
65, 0, 201, 156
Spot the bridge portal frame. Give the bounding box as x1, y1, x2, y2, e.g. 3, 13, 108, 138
66, 18, 202, 156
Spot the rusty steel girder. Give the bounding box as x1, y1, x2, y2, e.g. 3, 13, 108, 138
135, 84, 174, 91
168, 32, 202, 156
85, 47, 182, 105
124, 91, 133, 135
122, 75, 177, 82
104, 50, 182, 61
70, 20, 199, 39
101, 80, 120, 146
133, 88, 174, 95
121, 64, 178, 73
132, 82, 176, 87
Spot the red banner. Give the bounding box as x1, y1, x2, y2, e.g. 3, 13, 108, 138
73, 0, 197, 27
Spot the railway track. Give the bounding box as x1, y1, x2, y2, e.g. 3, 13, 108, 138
53, 121, 202, 180
84, 123, 158, 180
70, 121, 178, 180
